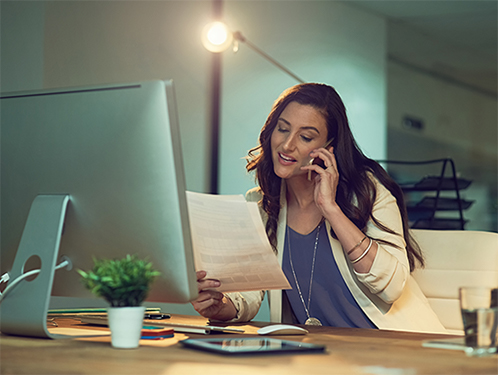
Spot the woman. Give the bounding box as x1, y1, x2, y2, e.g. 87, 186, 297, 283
192, 83, 446, 333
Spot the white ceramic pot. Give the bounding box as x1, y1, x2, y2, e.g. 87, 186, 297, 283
107, 306, 146, 349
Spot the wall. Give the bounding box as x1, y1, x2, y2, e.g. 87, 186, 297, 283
1, 1, 386, 319
386, 23, 498, 231
0, 1, 45, 91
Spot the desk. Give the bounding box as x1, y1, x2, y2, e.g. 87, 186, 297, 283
1, 314, 496, 375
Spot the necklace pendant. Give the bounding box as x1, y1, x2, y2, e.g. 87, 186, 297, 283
305, 317, 322, 326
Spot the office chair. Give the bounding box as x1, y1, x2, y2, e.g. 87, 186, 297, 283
411, 229, 498, 334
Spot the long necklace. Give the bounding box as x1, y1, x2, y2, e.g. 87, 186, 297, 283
287, 223, 322, 326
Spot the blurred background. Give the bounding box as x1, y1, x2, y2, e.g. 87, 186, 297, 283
2, 0, 496, 319
2, 0, 496, 229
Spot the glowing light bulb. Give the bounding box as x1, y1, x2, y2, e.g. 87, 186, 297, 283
202, 22, 233, 53
208, 23, 228, 45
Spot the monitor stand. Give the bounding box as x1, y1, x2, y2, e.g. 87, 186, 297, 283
0, 195, 71, 339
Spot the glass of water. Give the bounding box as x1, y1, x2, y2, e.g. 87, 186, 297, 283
459, 287, 498, 357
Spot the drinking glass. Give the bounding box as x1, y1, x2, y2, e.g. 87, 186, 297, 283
459, 287, 498, 357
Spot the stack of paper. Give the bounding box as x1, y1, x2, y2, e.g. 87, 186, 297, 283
186, 192, 291, 293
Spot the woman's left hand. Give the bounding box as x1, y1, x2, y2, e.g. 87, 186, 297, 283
191, 270, 237, 321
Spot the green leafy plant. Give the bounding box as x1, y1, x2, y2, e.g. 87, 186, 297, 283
78, 255, 160, 307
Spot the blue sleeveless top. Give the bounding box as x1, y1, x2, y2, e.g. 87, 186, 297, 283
282, 224, 377, 329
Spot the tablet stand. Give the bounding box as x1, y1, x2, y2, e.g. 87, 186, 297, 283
0, 195, 71, 338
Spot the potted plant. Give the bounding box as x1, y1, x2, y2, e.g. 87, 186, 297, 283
78, 254, 160, 349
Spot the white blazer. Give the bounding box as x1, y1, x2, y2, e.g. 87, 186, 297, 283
226, 178, 448, 334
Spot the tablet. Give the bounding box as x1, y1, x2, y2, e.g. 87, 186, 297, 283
181, 337, 326, 355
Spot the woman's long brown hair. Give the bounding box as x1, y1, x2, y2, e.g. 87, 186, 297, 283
246, 83, 424, 271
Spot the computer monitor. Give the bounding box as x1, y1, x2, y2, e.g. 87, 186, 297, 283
0, 80, 198, 338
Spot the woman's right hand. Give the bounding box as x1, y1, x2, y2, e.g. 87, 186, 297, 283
190, 270, 237, 321
306, 146, 340, 215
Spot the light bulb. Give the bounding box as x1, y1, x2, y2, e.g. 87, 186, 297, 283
202, 21, 233, 53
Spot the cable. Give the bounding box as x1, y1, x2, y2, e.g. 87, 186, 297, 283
0, 259, 71, 304
1, 272, 10, 284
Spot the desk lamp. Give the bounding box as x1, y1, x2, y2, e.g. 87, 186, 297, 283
202, 20, 305, 193
202, 21, 305, 83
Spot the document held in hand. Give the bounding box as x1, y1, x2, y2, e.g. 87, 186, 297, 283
186, 191, 291, 293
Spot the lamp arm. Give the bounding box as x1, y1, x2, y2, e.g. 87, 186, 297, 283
233, 31, 305, 84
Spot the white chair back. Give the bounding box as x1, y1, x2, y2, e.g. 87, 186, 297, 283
411, 229, 498, 334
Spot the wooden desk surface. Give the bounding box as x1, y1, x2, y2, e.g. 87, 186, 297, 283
1, 314, 496, 375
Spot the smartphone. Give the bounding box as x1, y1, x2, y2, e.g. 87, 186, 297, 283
181, 337, 326, 355
308, 138, 334, 181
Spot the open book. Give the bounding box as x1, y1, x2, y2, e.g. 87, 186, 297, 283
186, 191, 291, 293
